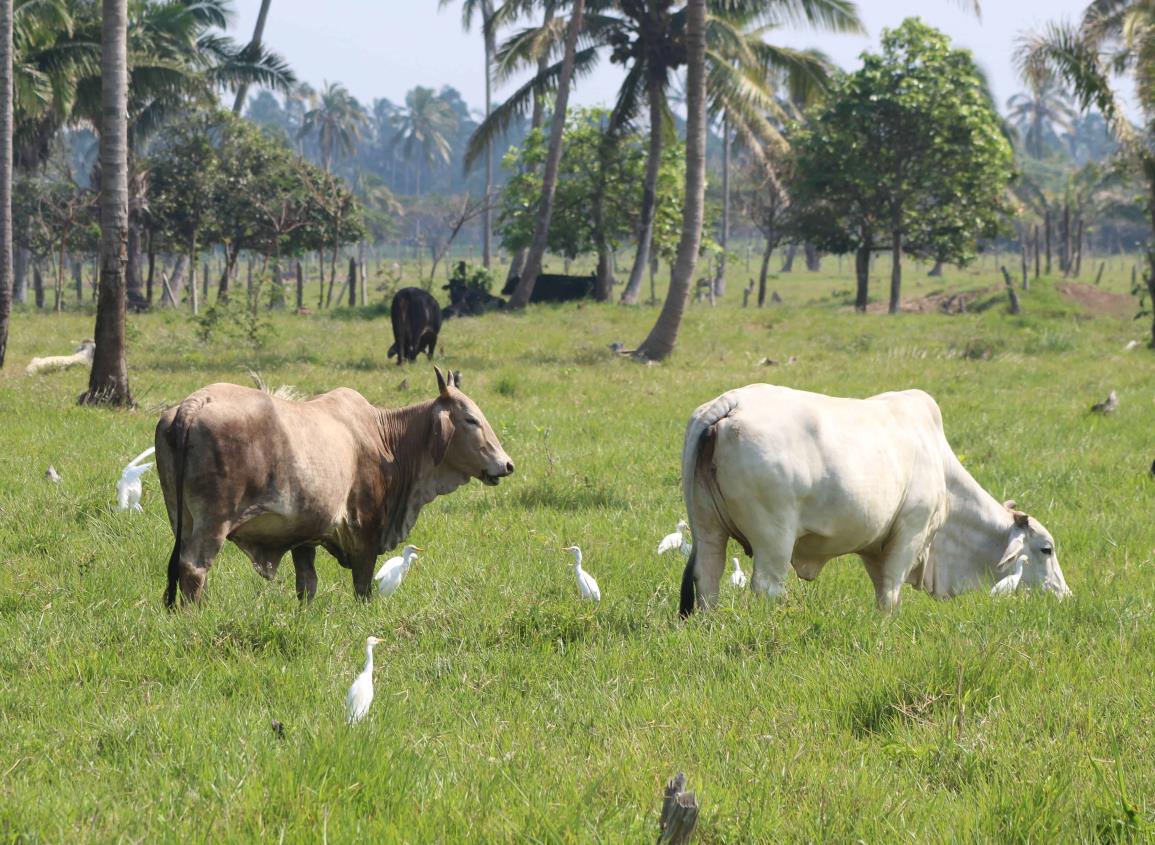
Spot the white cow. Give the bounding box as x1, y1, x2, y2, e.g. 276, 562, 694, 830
679, 384, 1071, 614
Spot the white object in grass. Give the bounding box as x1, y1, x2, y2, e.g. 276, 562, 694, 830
345, 636, 384, 724
374, 544, 422, 597
117, 447, 156, 512
657, 520, 690, 558
990, 554, 1027, 596
562, 545, 601, 602
730, 557, 748, 589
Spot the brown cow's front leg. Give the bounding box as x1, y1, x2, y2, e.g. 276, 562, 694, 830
292, 546, 318, 602
351, 556, 375, 600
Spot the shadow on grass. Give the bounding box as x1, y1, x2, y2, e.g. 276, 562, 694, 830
512, 479, 626, 511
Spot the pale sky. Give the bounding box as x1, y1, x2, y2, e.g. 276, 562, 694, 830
231, 1, 1101, 116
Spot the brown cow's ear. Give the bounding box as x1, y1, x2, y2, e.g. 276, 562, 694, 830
434, 366, 449, 398
1012, 511, 1030, 528
431, 406, 455, 465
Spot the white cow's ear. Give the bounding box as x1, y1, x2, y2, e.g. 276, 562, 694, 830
1011, 510, 1030, 528
1002, 499, 1017, 510
997, 530, 1026, 569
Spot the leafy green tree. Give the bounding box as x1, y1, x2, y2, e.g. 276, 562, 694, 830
497, 107, 683, 300
792, 18, 1014, 313
1018, 0, 1155, 345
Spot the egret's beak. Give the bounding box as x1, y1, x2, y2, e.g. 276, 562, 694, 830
414, 547, 425, 552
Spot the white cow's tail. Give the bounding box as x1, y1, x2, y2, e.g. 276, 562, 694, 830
680, 392, 750, 618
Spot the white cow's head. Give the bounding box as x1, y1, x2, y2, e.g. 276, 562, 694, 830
992, 506, 1071, 598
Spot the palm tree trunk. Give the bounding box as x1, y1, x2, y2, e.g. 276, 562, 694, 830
82, 0, 132, 406
715, 114, 729, 297
482, 14, 494, 269
1044, 208, 1052, 274
232, 0, 272, 115
620, 79, 664, 305
508, 0, 585, 309
0, 0, 11, 369
634, 0, 706, 361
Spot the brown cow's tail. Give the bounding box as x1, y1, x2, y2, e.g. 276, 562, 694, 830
162, 395, 206, 608
679, 392, 751, 618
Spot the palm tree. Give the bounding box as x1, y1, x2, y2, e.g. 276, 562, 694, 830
1018, 0, 1155, 345
0, 0, 11, 369
232, 0, 273, 115
441, 0, 496, 268
474, 0, 861, 304
1006, 74, 1076, 158
299, 81, 367, 172
506, 0, 585, 308
81, 0, 130, 406
393, 86, 457, 196
634, 0, 706, 359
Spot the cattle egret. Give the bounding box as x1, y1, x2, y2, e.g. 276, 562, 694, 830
561, 545, 601, 602
374, 544, 423, 597
1125, 340, 1141, 351
1090, 390, 1118, 414
345, 636, 384, 724
730, 557, 748, 589
991, 555, 1027, 596
117, 447, 156, 512
657, 520, 690, 556
45, 466, 62, 484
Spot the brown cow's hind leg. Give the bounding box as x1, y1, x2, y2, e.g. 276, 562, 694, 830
178, 528, 227, 604
351, 556, 375, 600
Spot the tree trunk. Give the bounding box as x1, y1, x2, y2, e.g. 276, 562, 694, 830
757, 234, 773, 307
634, 0, 706, 361
81, 0, 132, 406
1044, 208, 1052, 274
188, 238, 198, 315
73, 257, 83, 304
620, 80, 664, 304
927, 258, 943, 277
232, 0, 272, 115
0, 0, 11, 367
32, 262, 42, 308
295, 259, 303, 310
888, 223, 902, 315
508, 0, 585, 309
218, 240, 239, 301
13, 241, 25, 302
780, 243, 796, 272
1073, 217, 1084, 276
1033, 223, 1040, 279
715, 114, 729, 297
202, 259, 209, 301
1061, 201, 1071, 275
347, 256, 356, 307
145, 233, 155, 304
125, 213, 144, 310
482, 12, 494, 269
166, 254, 186, 307
855, 243, 871, 312
505, 247, 526, 288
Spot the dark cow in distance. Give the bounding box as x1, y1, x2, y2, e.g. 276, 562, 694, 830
501, 273, 594, 303
442, 277, 507, 319
155, 368, 514, 606
388, 287, 441, 365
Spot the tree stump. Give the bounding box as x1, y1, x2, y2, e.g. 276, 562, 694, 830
658, 772, 698, 844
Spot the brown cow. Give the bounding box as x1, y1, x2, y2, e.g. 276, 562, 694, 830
155, 367, 514, 606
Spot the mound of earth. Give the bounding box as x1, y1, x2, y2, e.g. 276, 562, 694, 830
862, 285, 1001, 314
1057, 282, 1135, 318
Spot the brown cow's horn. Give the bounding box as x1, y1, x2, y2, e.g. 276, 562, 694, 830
434, 366, 449, 398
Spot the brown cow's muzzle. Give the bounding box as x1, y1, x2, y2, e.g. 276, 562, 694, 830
479, 455, 515, 486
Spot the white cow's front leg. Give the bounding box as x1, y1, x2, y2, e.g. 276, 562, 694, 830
869, 523, 933, 612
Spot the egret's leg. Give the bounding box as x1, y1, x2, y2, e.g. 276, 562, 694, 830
292, 546, 318, 602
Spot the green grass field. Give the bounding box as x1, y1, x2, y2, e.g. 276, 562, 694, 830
2, 259, 1154, 843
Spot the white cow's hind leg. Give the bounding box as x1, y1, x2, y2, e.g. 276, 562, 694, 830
690, 529, 728, 610
748, 525, 796, 600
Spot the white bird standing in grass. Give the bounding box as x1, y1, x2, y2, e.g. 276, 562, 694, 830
990, 554, 1028, 596
117, 447, 156, 512
374, 544, 422, 597
730, 557, 748, 589
561, 545, 601, 602
345, 636, 384, 724
657, 520, 691, 558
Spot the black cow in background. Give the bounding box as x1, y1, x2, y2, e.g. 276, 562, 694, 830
443, 277, 507, 319
502, 273, 594, 303
388, 287, 442, 365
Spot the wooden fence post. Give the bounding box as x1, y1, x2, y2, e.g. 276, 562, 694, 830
658, 772, 699, 845
1000, 266, 1021, 315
